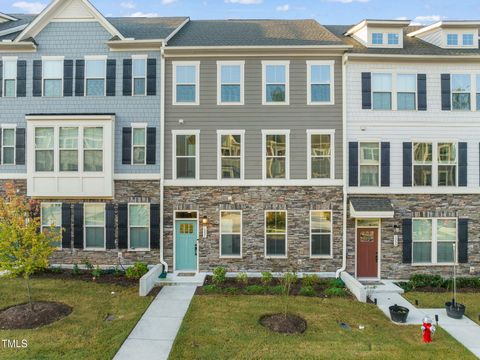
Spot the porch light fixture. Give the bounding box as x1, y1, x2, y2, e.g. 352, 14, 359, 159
202, 216, 208, 239
393, 225, 400, 247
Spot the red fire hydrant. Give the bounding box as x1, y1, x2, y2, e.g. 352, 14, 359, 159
421, 316, 436, 343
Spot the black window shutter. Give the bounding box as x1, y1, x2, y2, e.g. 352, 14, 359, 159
458, 219, 469, 263
63, 60, 73, 97
146, 127, 156, 165
118, 204, 128, 249
361, 72, 371, 109
417, 74, 427, 111
0, 61, 2, 97
15, 128, 25, 165
381, 142, 390, 187
75, 60, 85, 96
349, 142, 358, 186
441, 74, 451, 111
33, 60, 42, 97
106, 59, 116, 96
402, 218, 412, 263
122, 127, 132, 164
150, 204, 160, 249
147, 58, 156, 96
123, 59, 132, 96
403, 142, 412, 187
106, 203, 116, 249
16, 60, 27, 97
73, 204, 84, 249
61, 203, 72, 249
458, 142, 467, 187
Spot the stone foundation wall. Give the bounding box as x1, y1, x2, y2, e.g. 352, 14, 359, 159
164, 186, 344, 272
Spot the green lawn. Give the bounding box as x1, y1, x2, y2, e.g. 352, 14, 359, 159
0, 278, 152, 360
169, 295, 475, 360
404, 292, 480, 325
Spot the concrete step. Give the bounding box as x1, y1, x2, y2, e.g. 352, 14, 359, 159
155, 272, 206, 286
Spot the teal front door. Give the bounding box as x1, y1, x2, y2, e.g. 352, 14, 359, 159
175, 220, 198, 271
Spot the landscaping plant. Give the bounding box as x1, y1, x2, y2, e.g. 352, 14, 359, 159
299, 285, 316, 297
279, 272, 297, 318
261, 271, 273, 285
125, 262, 149, 279
72, 263, 81, 275
302, 274, 320, 287
236, 272, 248, 285
212, 266, 227, 285
92, 265, 102, 279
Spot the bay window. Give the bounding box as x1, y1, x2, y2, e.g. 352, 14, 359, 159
263, 61, 289, 104
451, 74, 471, 110
2, 128, 15, 165
59, 127, 78, 171
263, 130, 289, 179
85, 58, 106, 96
35, 127, 54, 172
129, 204, 150, 250
220, 211, 242, 257
43, 59, 63, 97
413, 218, 457, 264
310, 211, 332, 257
265, 210, 287, 257
372, 73, 392, 110
84, 203, 105, 249
2, 58, 16, 97
359, 142, 380, 186
41, 203, 62, 248
83, 127, 103, 172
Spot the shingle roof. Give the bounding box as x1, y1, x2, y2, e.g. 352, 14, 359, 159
0, 14, 36, 41
107, 17, 188, 40
350, 198, 394, 213
167, 19, 345, 46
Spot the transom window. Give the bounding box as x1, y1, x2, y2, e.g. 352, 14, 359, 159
263, 131, 289, 179
173, 62, 199, 104
43, 59, 63, 97
413, 142, 433, 186
388, 33, 399, 45
310, 211, 332, 257
308, 131, 333, 179
397, 74, 416, 110
307, 61, 334, 104
85, 58, 106, 96
2, 128, 15, 165
2, 59, 16, 97
220, 211, 242, 257
447, 34, 458, 46
359, 142, 380, 186
451, 74, 471, 110
132, 57, 147, 96
174, 132, 198, 179
41, 203, 62, 248
438, 142, 457, 186
84, 203, 105, 249
218, 131, 243, 179
372, 33, 383, 44
129, 204, 150, 250
372, 73, 392, 110
413, 218, 457, 264
217, 61, 243, 104
263, 61, 289, 104
265, 211, 287, 257
132, 127, 146, 165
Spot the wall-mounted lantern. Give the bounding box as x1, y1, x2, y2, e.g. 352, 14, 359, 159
202, 215, 208, 239
393, 224, 400, 247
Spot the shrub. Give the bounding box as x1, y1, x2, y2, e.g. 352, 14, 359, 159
299, 285, 316, 297
267, 285, 284, 295
455, 277, 480, 289
212, 267, 227, 285
202, 284, 219, 294
236, 272, 248, 286
223, 287, 239, 295
261, 271, 273, 285
125, 262, 149, 279
83, 259, 94, 271
329, 278, 345, 289
396, 281, 414, 292
92, 266, 102, 278
72, 263, 81, 275
244, 285, 265, 295
302, 274, 320, 287
50, 266, 63, 274
325, 287, 348, 297
409, 274, 443, 288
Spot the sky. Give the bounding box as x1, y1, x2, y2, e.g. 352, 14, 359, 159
1, 0, 480, 25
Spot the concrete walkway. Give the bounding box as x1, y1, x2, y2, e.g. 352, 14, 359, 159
114, 285, 196, 360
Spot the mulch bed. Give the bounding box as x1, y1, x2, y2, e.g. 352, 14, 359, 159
0, 301, 72, 330
259, 313, 307, 334
31, 268, 138, 287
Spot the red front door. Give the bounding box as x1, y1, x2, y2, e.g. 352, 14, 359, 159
357, 227, 378, 278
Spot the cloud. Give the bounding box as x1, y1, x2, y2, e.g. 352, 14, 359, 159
327, 0, 369, 3
276, 4, 290, 11
128, 11, 159, 17
161, 0, 178, 4
224, 0, 263, 4
120, 1, 136, 9
411, 15, 446, 25
12, 1, 46, 13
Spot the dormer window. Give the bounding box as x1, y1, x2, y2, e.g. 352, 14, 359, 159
447, 34, 458, 46
388, 33, 399, 45
372, 33, 383, 45
463, 34, 474, 46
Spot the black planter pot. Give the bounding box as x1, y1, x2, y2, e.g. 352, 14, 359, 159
389, 304, 409, 323
445, 301, 466, 319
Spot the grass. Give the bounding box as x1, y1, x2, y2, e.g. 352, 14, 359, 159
404, 292, 480, 325
0, 278, 152, 360
169, 295, 475, 360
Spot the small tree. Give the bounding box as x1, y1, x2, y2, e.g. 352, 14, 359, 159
279, 272, 297, 318
0, 183, 60, 310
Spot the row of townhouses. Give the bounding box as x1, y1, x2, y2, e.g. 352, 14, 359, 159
0, 0, 479, 280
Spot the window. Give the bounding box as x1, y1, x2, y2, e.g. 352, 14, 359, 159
307, 61, 334, 104
2, 58, 16, 97
438, 142, 457, 186
132, 127, 146, 165
388, 33, 399, 45
372, 33, 383, 44
451, 74, 471, 110
220, 211, 242, 257
173, 62, 199, 104
310, 211, 332, 257
217, 61, 244, 105
84, 203, 105, 249
359, 142, 380, 186
41, 203, 61, 248
265, 211, 287, 257
83, 127, 103, 172
447, 34, 458, 46
85, 58, 106, 96
397, 74, 416, 110
43, 59, 63, 97
35, 127, 54, 172
263, 61, 289, 104
132, 57, 146, 96
129, 204, 150, 250
2, 128, 15, 165
413, 218, 457, 264
372, 73, 392, 110
463, 34, 474, 46
477, 75, 480, 111
413, 142, 432, 186
174, 131, 198, 179
263, 130, 289, 179
59, 127, 78, 171
218, 131, 243, 180
308, 130, 333, 179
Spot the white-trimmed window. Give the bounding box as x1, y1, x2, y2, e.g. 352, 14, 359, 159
220, 210, 242, 258
84, 203, 105, 250
447, 34, 458, 46
397, 74, 416, 110
310, 210, 332, 258
35, 127, 54, 172
128, 203, 150, 250
217, 61, 244, 105
59, 127, 78, 171
132, 125, 146, 165
388, 33, 399, 45
2, 127, 15, 165
262, 130, 289, 179
307, 130, 334, 179
83, 127, 103, 172
476, 74, 480, 111
451, 74, 471, 111
307, 61, 334, 105
173, 61, 199, 105
42, 57, 63, 97
132, 56, 147, 96
85, 57, 106, 96
262, 61, 289, 105
265, 210, 287, 258
412, 218, 457, 264
41, 203, 62, 248
463, 34, 474, 46
413, 142, 433, 187
217, 130, 244, 180
173, 130, 199, 179
359, 142, 380, 186
2, 57, 17, 98
438, 142, 457, 187
372, 73, 392, 110
372, 33, 383, 45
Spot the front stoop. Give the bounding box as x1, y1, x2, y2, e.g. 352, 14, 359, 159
155, 272, 206, 286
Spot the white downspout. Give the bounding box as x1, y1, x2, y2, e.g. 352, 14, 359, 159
336, 52, 348, 278
159, 44, 168, 274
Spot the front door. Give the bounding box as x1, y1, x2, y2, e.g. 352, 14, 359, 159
175, 220, 197, 271
357, 227, 378, 278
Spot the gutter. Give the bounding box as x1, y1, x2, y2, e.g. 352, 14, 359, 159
159, 43, 168, 276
